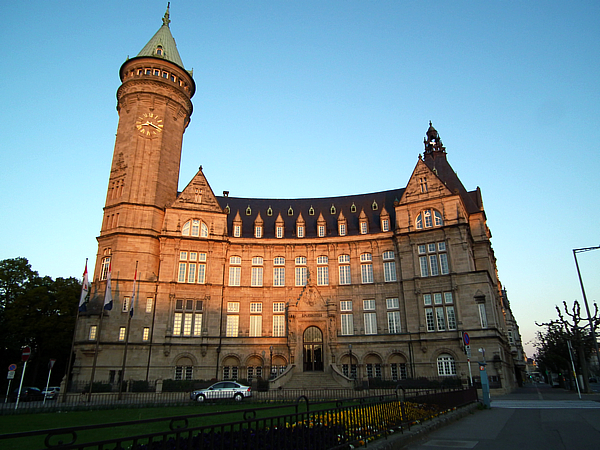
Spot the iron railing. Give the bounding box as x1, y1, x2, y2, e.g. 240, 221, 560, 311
0, 387, 478, 449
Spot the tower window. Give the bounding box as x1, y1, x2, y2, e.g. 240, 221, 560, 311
156, 46, 163, 56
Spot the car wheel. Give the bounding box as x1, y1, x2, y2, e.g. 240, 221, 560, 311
196, 394, 206, 402
233, 393, 243, 402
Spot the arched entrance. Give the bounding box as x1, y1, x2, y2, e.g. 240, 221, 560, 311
303, 326, 324, 371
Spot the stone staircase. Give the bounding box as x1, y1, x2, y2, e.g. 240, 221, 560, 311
282, 370, 346, 389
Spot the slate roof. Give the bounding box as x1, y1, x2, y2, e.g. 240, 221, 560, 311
216, 188, 404, 239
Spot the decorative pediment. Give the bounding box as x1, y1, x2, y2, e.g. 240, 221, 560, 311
173, 167, 223, 212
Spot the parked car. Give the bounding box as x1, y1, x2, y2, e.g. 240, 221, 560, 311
42, 386, 60, 400
10, 387, 44, 402
589, 377, 598, 383
190, 381, 251, 402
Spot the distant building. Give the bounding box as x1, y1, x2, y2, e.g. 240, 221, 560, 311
73, 7, 525, 392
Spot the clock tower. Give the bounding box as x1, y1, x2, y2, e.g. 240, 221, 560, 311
95, 6, 195, 281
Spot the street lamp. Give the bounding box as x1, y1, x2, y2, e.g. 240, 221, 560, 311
348, 344, 354, 379
269, 345, 274, 379
573, 246, 600, 374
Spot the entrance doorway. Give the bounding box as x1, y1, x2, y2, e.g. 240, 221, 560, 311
303, 326, 324, 371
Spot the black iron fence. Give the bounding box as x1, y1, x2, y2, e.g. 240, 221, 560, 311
0, 387, 477, 449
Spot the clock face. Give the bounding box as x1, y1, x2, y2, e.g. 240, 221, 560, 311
135, 112, 163, 137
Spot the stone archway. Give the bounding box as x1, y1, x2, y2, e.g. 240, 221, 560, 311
303, 326, 324, 371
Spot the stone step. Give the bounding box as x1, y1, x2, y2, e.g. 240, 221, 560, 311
283, 371, 345, 389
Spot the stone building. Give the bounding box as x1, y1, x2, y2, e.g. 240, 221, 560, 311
73, 8, 525, 392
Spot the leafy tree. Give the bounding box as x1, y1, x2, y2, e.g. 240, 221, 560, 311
0, 258, 80, 390
535, 300, 599, 393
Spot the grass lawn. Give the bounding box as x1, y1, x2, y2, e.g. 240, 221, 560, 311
0, 401, 303, 450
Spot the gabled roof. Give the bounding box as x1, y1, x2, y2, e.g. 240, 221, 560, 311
136, 6, 186, 70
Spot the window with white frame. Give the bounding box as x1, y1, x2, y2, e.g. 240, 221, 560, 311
229, 256, 241, 286
382, 251, 397, 282
360, 253, 373, 284
251, 257, 263, 287
295, 256, 307, 286
175, 365, 193, 381
416, 209, 443, 230
182, 219, 209, 238
339, 254, 351, 285
100, 254, 111, 280
423, 292, 457, 332
143, 327, 150, 341
339, 221, 347, 236
340, 300, 353, 335
381, 218, 390, 232
249, 315, 262, 337
360, 221, 368, 234
226, 314, 239, 337
390, 362, 407, 381
122, 296, 130, 313
317, 256, 329, 286
437, 354, 457, 376
479, 303, 488, 328
119, 327, 126, 341
178, 251, 207, 284
318, 224, 326, 237
364, 311, 377, 335
146, 297, 153, 313
233, 224, 241, 237
89, 325, 97, 340
273, 302, 285, 313
297, 225, 304, 238
276, 225, 284, 239
387, 298, 401, 334
273, 314, 285, 337
418, 242, 449, 277
255, 225, 262, 238
273, 257, 285, 286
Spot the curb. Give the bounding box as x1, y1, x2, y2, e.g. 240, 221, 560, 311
366, 402, 480, 450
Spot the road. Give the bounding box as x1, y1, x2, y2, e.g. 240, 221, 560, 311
402, 383, 600, 450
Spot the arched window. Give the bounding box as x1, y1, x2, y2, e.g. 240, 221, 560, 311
416, 209, 443, 230
437, 354, 456, 376
182, 219, 209, 238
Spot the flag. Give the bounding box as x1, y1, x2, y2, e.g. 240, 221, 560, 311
103, 262, 113, 311
79, 260, 89, 312
130, 265, 137, 318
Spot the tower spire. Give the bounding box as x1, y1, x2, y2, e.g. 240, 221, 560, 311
163, 3, 171, 27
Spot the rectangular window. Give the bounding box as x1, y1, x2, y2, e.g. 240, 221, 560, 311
251, 266, 263, 286
318, 225, 326, 237
360, 222, 368, 234
229, 266, 241, 286
273, 315, 285, 337
173, 312, 182, 335
226, 315, 239, 337
339, 265, 351, 285
361, 263, 373, 283
424, 294, 432, 305
194, 313, 202, 336
255, 226, 262, 238
419, 242, 449, 277
439, 253, 449, 275
178, 262, 187, 283
444, 292, 453, 304
383, 261, 396, 282
388, 311, 401, 334
183, 314, 193, 335
339, 223, 346, 236
249, 315, 262, 337
436, 307, 446, 331
479, 304, 488, 328
425, 308, 435, 332
382, 219, 390, 232
341, 314, 354, 335
197, 264, 206, 284
250, 302, 263, 313
273, 267, 285, 286
363, 299, 376, 310
340, 300, 352, 311
317, 266, 329, 285
227, 302, 240, 313
446, 306, 457, 330
434, 293, 443, 305
234, 225, 241, 237
386, 298, 399, 309
429, 255, 439, 276
419, 256, 429, 277
122, 296, 130, 313
142, 327, 150, 341
119, 327, 126, 341
146, 297, 153, 313
273, 302, 285, 313
364, 312, 377, 334
276, 226, 284, 238
297, 225, 304, 237
295, 266, 307, 286
188, 263, 196, 283
89, 325, 97, 340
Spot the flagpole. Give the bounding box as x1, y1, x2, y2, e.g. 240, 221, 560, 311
63, 259, 89, 403
88, 261, 113, 402
118, 261, 138, 400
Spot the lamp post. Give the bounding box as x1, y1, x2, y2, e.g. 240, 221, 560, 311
348, 344, 354, 379
573, 246, 600, 374
269, 345, 274, 379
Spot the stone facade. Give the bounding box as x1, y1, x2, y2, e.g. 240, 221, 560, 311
72, 9, 526, 392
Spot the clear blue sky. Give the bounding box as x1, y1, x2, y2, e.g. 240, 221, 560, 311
2, 1, 599, 358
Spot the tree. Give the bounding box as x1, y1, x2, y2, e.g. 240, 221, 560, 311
0, 258, 80, 389
535, 300, 599, 393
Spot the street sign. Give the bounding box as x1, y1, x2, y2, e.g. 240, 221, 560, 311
465, 345, 471, 357
463, 332, 470, 346
8, 364, 17, 371
49, 359, 56, 370
21, 347, 31, 362
7, 371, 15, 380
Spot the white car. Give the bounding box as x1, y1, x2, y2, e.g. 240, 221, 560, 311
42, 386, 60, 400
190, 381, 252, 402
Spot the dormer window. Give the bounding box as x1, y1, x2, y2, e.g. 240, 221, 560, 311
156, 46, 163, 56
350, 203, 357, 213
267, 206, 273, 217
416, 209, 443, 230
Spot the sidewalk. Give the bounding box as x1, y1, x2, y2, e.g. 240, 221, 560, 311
370, 383, 600, 450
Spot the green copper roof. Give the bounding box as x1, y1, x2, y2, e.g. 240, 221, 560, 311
137, 5, 185, 69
